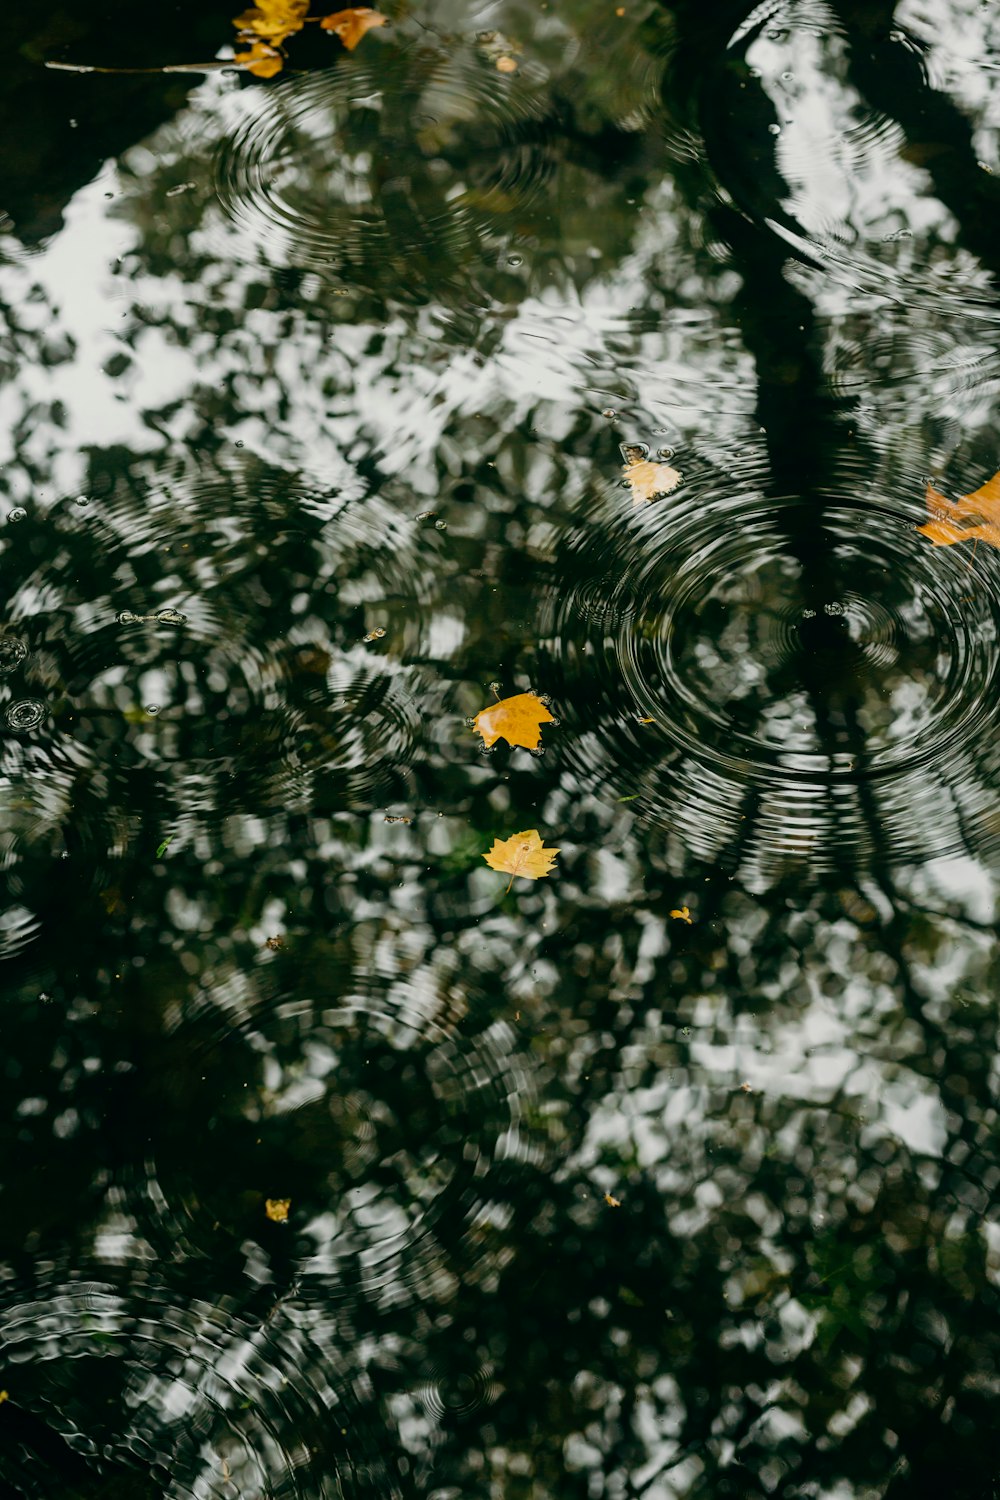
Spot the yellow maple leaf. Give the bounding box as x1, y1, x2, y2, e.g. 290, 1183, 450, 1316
234, 0, 309, 43
320, 7, 388, 49
623, 458, 682, 505
472, 691, 555, 751
265, 1197, 291, 1222
483, 829, 560, 891
917, 471, 1000, 551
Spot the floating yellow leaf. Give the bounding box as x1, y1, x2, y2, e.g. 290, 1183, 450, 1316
234, 39, 285, 74
320, 7, 388, 49
472, 691, 555, 750
265, 1197, 291, 1222
234, 0, 309, 45
604, 1192, 621, 1208
496, 54, 518, 72
917, 471, 1000, 551
483, 829, 560, 891
669, 906, 692, 924
0, 1390, 7, 1404
623, 457, 682, 504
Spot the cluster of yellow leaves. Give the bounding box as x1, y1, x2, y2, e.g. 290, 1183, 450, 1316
233, 0, 387, 77
917, 470, 1000, 552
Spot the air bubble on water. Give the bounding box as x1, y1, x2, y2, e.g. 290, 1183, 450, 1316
656, 446, 675, 461
75, 496, 90, 507
235, 440, 244, 448
145, 705, 160, 716
602, 409, 617, 419
434, 519, 448, 531
620, 442, 649, 464
479, 743, 497, 756
0, 640, 27, 674
538, 694, 552, 706
824, 601, 844, 615
547, 717, 561, 728
5, 698, 45, 730
415, 510, 438, 521
507, 255, 523, 267
117, 611, 139, 624
801, 608, 816, 619
7, 508, 26, 523
364, 627, 386, 642
156, 609, 187, 625
767, 123, 781, 136
529, 746, 545, 758
464, 717, 477, 730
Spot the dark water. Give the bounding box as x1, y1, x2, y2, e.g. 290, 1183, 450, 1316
3, 0, 1000, 1494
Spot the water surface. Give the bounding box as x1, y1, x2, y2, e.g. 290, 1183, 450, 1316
2, 0, 1000, 1495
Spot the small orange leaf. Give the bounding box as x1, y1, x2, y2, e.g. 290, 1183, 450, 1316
265, 1197, 291, 1222
320, 7, 388, 49
484, 829, 560, 891
623, 458, 682, 504
917, 471, 1000, 551
234, 41, 285, 75
604, 1192, 621, 1208
472, 691, 555, 750
669, 906, 692, 924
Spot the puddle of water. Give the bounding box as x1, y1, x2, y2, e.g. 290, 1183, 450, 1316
2, 0, 1000, 1494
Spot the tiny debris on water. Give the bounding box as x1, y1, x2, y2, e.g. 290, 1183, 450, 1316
384, 814, 411, 824
117, 608, 187, 625
364, 627, 386, 641
264, 935, 286, 951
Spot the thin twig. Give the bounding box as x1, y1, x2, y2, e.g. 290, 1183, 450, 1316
44, 59, 244, 75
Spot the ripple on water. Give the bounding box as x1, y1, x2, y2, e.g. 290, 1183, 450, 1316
214, 44, 552, 288
0, 1270, 389, 1498
663, 0, 1000, 314
131, 930, 537, 1300
538, 467, 1000, 870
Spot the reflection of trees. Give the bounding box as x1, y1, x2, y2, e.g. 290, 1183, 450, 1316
3, 1, 1000, 1497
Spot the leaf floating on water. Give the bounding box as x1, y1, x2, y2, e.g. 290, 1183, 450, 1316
473, 691, 555, 750
484, 829, 560, 892
234, 0, 309, 44
265, 1197, 291, 1222
623, 458, 682, 505
669, 906, 692, 924
320, 8, 388, 49
155, 836, 173, 859
496, 54, 518, 72
604, 1192, 621, 1208
234, 40, 285, 74
232, 0, 310, 73
917, 470, 1000, 551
